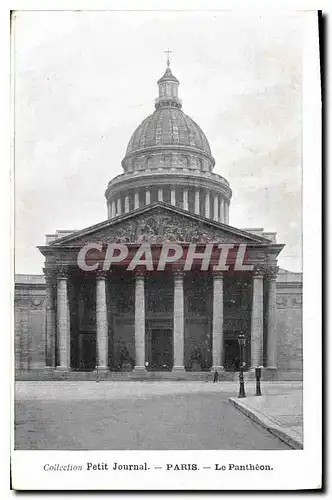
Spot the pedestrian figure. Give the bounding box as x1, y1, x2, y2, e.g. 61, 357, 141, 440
213, 370, 219, 383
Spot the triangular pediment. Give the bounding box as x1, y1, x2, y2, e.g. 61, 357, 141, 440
46, 202, 271, 247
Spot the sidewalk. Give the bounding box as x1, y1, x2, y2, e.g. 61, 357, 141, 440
229, 383, 303, 449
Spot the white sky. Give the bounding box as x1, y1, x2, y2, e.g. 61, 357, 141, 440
14, 10, 302, 274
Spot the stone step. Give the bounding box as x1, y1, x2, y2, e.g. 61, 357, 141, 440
14, 368, 301, 382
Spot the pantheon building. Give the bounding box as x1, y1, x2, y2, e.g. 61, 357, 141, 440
14, 63, 303, 380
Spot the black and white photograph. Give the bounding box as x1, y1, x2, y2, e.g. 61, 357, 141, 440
10, 6, 322, 491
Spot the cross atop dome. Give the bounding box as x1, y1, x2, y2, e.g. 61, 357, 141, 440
156, 52, 181, 109
164, 48, 172, 68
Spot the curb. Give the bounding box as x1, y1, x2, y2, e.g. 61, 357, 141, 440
228, 397, 303, 450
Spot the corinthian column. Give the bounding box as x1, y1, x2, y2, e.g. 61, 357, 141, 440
44, 267, 56, 368
158, 188, 163, 201
183, 189, 189, 210
205, 191, 210, 218
124, 195, 129, 213
134, 191, 139, 209
111, 200, 116, 218
266, 266, 279, 368
134, 271, 146, 371
171, 188, 176, 206
117, 198, 122, 216
213, 194, 219, 221
95, 271, 109, 370
56, 267, 70, 370
173, 270, 185, 371
212, 272, 224, 370
219, 197, 224, 223
250, 266, 264, 368
195, 189, 200, 214
224, 201, 229, 224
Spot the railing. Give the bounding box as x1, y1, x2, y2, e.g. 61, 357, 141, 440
15, 274, 45, 284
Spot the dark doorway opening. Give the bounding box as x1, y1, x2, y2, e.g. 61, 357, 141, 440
224, 338, 250, 371
150, 329, 173, 371
79, 333, 96, 371
224, 339, 240, 371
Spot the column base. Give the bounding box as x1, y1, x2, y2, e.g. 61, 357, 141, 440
55, 366, 70, 372
93, 366, 109, 372
133, 366, 146, 372
172, 366, 185, 372
211, 366, 224, 372
44, 366, 55, 372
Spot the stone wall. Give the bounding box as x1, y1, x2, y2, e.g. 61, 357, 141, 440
14, 275, 47, 373
14, 269, 303, 379
275, 269, 303, 380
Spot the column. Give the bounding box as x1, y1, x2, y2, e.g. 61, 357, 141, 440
183, 189, 189, 210
173, 271, 185, 371
224, 201, 229, 224
117, 198, 122, 216
213, 194, 219, 221
56, 267, 69, 370
171, 188, 176, 206
44, 268, 56, 368
124, 195, 129, 213
194, 189, 200, 215
266, 267, 278, 368
107, 202, 111, 219
134, 271, 146, 371
20, 307, 29, 371
250, 267, 264, 368
134, 191, 139, 210
95, 271, 109, 370
145, 189, 150, 205
212, 272, 224, 370
205, 191, 210, 218
111, 200, 116, 218
219, 196, 224, 223
158, 188, 163, 202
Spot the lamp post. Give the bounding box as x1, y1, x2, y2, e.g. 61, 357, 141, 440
237, 333, 246, 398
255, 367, 262, 396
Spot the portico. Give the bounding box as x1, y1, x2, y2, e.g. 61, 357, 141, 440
40, 203, 282, 376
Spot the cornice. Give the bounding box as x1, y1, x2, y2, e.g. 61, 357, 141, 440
105, 171, 232, 200
122, 144, 215, 167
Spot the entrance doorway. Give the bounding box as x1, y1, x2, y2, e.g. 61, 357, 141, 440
79, 333, 96, 371
224, 339, 240, 371
150, 329, 173, 371
224, 337, 249, 371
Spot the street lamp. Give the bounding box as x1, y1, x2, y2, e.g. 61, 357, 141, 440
237, 333, 246, 398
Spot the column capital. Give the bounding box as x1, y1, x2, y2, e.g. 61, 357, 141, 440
252, 265, 265, 278
172, 268, 185, 280
56, 266, 69, 279
95, 269, 109, 279
265, 266, 279, 280
211, 270, 224, 279
43, 267, 56, 281
134, 269, 145, 278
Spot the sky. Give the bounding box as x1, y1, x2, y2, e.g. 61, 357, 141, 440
14, 10, 303, 274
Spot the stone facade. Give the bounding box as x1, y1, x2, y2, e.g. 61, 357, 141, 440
14, 63, 302, 381
14, 265, 302, 380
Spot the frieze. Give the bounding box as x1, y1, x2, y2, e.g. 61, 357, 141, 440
62, 209, 256, 246
276, 294, 302, 309
15, 297, 45, 309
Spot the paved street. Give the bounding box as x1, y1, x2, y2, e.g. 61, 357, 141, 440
15, 381, 292, 450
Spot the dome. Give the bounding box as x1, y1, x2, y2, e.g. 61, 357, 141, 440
125, 107, 212, 156
106, 60, 232, 225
